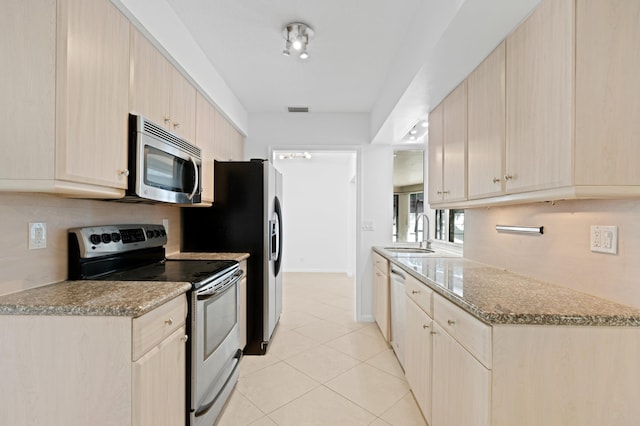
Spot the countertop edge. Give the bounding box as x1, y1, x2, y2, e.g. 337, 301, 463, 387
373, 246, 640, 327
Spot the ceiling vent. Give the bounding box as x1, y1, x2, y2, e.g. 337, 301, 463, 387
287, 106, 309, 113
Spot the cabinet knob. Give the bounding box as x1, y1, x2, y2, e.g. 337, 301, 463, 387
492, 177, 501, 183
119, 169, 130, 177
165, 318, 173, 326
447, 319, 456, 326
422, 324, 430, 329
504, 174, 513, 181
412, 290, 420, 295
182, 335, 189, 343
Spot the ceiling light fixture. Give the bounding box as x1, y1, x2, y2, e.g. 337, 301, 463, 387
282, 22, 314, 60
401, 119, 429, 144
278, 152, 312, 160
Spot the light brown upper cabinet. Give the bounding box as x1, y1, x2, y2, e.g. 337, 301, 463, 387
574, 0, 640, 186
505, 0, 574, 194
195, 92, 216, 204
130, 28, 196, 143
467, 42, 506, 200
429, 82, 467, 205
438, 0, 640, 208
1, 0, 129, 198
214, 109, 245, 162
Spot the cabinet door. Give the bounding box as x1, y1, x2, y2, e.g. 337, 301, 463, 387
56, 0, 129, 188
213, 108, 230, 161
170, 68, 196, 142
467, 42, 506, 199
505, 0, 574, 193
130, 27, 172, 128
428, 103, 444, 205
442, 81, 467, 202
575, 0, 640, 186
229, 126, 245, 161
195, 92, 216, 203
133, 326, 186, 426
405, 297, 433, 424
373, 266, 390, 341
1, 0, 56, 180
432, 321, 491, 426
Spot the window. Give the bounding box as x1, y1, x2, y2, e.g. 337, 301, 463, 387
435, 209, 464, 244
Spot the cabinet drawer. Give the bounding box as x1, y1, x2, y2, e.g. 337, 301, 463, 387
405, 274, 433, 316
433, 294, 492, 368
374, 252, 389, 275
132, 296, 187, 361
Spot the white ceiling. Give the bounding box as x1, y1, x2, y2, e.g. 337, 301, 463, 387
166, 0, 423, 114
146, 0, 541, 142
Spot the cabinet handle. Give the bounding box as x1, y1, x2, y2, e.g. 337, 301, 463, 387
173, 122, 181, 129
430, 331, 437, 335
442, 190, 450, 195
504, 174, 513, 181
447, 319, 455, 326
492, 177, 501, 183
412, 290, 420, 295
182, 335, 189, 343
164, 116, 171, 125
119, 169, 130, 177
436, 191, 443, 195
422, 324, 430, 329
165, 318, 173, 326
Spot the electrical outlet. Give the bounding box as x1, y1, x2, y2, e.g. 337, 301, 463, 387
28, 222, 47, 250
590, 225, 617, 254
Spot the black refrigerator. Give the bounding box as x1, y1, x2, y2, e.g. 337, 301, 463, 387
182, 159, 283, 355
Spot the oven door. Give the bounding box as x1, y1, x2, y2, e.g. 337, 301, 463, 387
191, 270, 242, 425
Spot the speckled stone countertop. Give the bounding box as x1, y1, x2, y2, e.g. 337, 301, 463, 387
167, 252, 250, 262
374, 246, 640, 327
0, 281, 191, 317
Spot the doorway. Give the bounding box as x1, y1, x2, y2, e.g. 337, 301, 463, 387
272, 150, 357, 277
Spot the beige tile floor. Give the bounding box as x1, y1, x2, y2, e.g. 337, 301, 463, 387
216, 272, 427, 426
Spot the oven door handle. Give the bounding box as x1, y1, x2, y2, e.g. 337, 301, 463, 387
196, 270, 243, 301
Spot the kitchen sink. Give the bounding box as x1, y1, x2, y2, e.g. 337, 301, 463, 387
383, 247, 435, 254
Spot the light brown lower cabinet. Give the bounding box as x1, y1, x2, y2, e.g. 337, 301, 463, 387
405, 287, 640, 425
0, 295, 187, 426
373, 252, 390, 341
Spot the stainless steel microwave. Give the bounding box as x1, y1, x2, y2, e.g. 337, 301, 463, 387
124, 114, 202, 204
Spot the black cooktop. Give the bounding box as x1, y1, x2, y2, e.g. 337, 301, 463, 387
93, 259, 238, 287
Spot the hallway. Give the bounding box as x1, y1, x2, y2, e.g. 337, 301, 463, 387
217, 272, 427, 425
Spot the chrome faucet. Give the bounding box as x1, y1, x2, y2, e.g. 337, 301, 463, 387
415, 213, 432, 249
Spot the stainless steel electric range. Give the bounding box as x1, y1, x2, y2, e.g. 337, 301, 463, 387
68, 224, 243, 426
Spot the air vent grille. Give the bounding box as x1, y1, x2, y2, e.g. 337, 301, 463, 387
287, 106, 309, 113
142, 119, 201, 157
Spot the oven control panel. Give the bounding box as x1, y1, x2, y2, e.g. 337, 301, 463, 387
69, 224, 167, 258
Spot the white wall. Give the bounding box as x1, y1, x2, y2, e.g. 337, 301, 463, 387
247, 112, 393, 321
464, 199, 640, 309
273, 152, 356, 274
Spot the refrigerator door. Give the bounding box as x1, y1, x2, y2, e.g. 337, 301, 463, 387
265, 164, 283, 341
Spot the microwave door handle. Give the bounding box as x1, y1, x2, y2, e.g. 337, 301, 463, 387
187, 156, 199, 201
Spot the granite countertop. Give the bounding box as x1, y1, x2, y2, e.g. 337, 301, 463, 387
374, 246, 640, 327
167, 252, 250, 262
0, 281, 191, 317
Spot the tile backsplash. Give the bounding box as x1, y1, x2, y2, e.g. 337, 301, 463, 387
0, 193, 180, 296
464, 199, 640, 309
